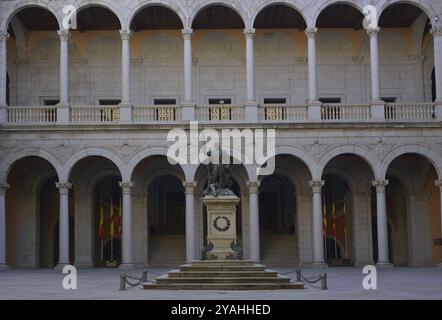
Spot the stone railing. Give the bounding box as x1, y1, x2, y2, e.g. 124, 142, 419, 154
133, 105, 181, 123
6, 106, 57, 124
385, 103, 435, 121
321, 104, 371, 121
2, 103, 439, 125
195, 105, 245, 122
259, 105, 308, 121
71, 106, 120, 123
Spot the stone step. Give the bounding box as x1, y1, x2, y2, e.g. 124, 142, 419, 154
143, 282, 304, 290
167, 271, 279, 278
156, 276, 291, 284
189, 260, 256, 266
180, 265, 267, 272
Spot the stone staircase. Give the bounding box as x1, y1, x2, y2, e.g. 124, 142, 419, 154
149, 235, 186, 267
143, 260, 304, 290
261, 234, 298, 267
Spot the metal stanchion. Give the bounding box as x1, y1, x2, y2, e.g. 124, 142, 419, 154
120, 273, 126, 291
321, 273, 328, 290
142, 268, 148, 283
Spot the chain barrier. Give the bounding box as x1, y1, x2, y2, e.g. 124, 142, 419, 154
119, 269, 150, 291
281, 269, 327, 290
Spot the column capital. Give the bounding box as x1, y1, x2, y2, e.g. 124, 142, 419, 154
435, 180, 442, 191
247, 181, 260, 193
243, 28, 256, 39
431, 25, 442, 38
305, 27, 318, 39
309, 180, 324, 193
120, 29, 133, 41
0, 32, 9, 42
182, 28, 193, 40
372, 179, 389, 192
56, 182, 72, 194
366, 27, 380, 37
0, 183, 9, 195
119, 181, 134, 194
183, 181, 196, 193
57, 30, 71, 41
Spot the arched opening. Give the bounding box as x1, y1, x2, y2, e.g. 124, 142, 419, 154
322, 153, 376, 266
192, 5, 244, 30
378, 3, 431, 103
253, 4, 307, 105
192, 5, 245, 105
5, 156, 71, 267
315, 4, 365, 104
131, 155, 186, 267
7, 7, 59, 107
130, 5, 183, 31
322, 174, 350, 265
130, 5, 184, 105
93, 176, 122, 266
148, 175, 185, 267
379, 153, 440, 266
68, 155, 122, 268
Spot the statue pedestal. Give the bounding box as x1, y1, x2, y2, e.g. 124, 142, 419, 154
203, 195, 240, 260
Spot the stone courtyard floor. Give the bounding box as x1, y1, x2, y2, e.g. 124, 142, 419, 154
0, 267, 441, 300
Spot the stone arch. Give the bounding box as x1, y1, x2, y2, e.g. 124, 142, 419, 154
190, 0, 248, 29
380, 144, 442, 179
378, 0, 433, 22
0, 148, 63, 184
312, 0, 365, 28
75, 0, 125, 29
250, 0, 310, 28
126, 147, 171, 182
322, 166, 359, 193
1, 1, 61, 32
126, 0, 187, 30
62, 148, 126, 182
318, 145, 381, 180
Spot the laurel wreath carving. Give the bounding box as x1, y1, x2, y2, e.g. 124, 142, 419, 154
213, 216, 231, 232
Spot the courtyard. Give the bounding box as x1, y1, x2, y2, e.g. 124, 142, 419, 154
0, 267, 441, 300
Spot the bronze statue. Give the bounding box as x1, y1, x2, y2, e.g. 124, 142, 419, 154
203, 149, 234, 197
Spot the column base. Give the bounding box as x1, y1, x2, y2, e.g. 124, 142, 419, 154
119, 263, 135, 270
311, 262, 328, 269
371, 100, 386, 121
245, 101, 259, 122
54, 263, 71, 270
438, 261, 442, 268
307, 100, 322, 121
0, 264, 10, 270
375, 261, 394, 269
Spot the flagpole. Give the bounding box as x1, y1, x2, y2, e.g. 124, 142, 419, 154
111, 198, 114, 262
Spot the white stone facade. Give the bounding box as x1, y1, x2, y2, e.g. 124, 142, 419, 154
0, 0, 441, 269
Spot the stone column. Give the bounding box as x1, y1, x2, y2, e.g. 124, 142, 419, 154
0, 32, 8, 124
431, 26, 442, 119
0, 183, 9, 269
119, 30, 132, 124
435, 180, 442, 267
305, 28, 321, 120
119, 182, 134, 269
184, 182, 196, 262
367, 27, 385, 120
248, 181, 260, 262
244, 28, 258, 122
372, 180, 392, 266
181, 28, 195, 120
309, 180, 326, 267
55, 182, 72, 268
57, 30, 71, 124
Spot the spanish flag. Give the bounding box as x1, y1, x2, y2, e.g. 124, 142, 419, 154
332, 197, 337, 239
118, 198, 122, 240
109, 198, 115, 238
99, 201, 105, 241
322, 197, 327, 237
343, 197, 348, 237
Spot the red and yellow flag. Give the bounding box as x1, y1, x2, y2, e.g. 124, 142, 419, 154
322, 197, 327, 237
109, 198, 115, 238
332, 197, 337, 239
99, 201, 105, 241
118, 198, 122, 240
